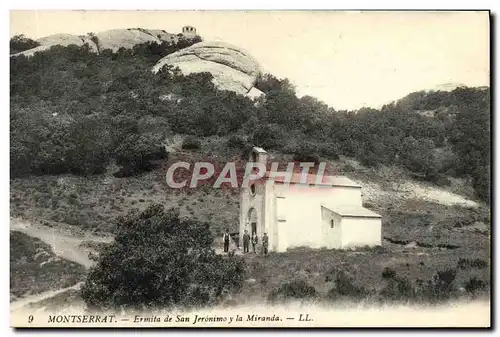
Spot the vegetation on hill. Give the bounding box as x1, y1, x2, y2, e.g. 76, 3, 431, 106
10, 34, 40, 54
10, 36, 490, 202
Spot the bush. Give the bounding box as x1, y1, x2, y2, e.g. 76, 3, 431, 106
285, 142, 321, 165
315, 143, 340, 160
182, 136, 202, 150
267, 279, 318, 303
251, 123, 284, 150
464, 277, 488, 297
382, 267, 397, 279
81, 205, 245, 311
380, 275, 415, 302
114, 133, 167, 176
10, 34, 40, 54
227, 135, 249, 149
326, 270, 368, 300
457, 258, 488, 270
419, 268, 457, 302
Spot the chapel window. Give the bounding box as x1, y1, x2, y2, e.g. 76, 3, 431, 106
250, 184, 256, 196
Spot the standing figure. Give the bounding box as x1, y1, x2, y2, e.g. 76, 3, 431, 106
251, 232, 258, 253
243, 230, 250, 253
262, 233, 269, 255
223, 229, 231, 253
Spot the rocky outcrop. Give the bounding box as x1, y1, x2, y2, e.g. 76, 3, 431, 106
11, 29, 264, 98
10, 28, 180, 57
95, 28, 177, 52
37, 33, 97, 50
152, 41, 262, 96
245, 86, 265, 100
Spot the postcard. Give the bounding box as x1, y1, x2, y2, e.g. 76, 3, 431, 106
9, 10, 491, 328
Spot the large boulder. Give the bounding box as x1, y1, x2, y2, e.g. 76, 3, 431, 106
11, 33, 99, 57
95, 28, 177, 52
152, 41, 262, 95
37, 33, 97, 50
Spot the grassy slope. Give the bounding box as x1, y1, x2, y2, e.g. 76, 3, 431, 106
236, 245, 490, 304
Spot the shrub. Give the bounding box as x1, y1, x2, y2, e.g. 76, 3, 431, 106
251, 123, 284, 150
380, 275, 416, 302
464, 277, 488, 297
115, 133, 167, 170
10, 34, 40, 54
267, 279, 318, 303
457, 258, 488, 270
419, 268, 457, 302
434, 268, 457, 289
315, 143, 340, 160
182, 136, 202, 150
285, 142, 322, 165
382, 267, 397, 279
227, 135, 248, 149
326, 270, 368, 300
81, 204, 245, 311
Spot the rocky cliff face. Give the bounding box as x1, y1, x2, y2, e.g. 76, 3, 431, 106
152, 41, 264, 97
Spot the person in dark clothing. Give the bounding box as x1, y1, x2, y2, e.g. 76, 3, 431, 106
243, 230, 250, 253
223, 229, 231, 253
251, 232, 258, 253
262, 233, 269, 255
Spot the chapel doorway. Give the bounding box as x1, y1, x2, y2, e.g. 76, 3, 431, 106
251, 222, 257, 236
248, 207, 258, 236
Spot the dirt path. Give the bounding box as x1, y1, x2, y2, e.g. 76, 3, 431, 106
10, 218, 114, 311
10, 218, 113, 268
10, 282, 84, 313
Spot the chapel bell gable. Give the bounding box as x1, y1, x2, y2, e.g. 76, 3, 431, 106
250, 146, 268, 165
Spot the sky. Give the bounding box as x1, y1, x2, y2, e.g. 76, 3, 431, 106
10, 10, 490, 110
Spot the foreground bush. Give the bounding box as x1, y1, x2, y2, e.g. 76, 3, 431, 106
379, 267, 461, 304
457, 258, 488, 270
326, 270, 369, 301
268, 279, 318, 303
81, 204, 245, 311
464, 276, 489, 297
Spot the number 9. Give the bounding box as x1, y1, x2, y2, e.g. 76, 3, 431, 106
28, 315, 34, 323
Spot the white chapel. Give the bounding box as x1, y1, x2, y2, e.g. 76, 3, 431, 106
239, 147, 382, 253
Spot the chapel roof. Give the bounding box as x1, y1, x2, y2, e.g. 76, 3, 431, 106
252, 146, 267, 153
321, 204, 382, 218
265, 172, 361, 188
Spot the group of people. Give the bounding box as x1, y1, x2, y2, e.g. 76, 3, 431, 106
222, 229, 269, 255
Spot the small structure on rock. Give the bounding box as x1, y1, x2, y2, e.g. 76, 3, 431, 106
182, 25, 198, 38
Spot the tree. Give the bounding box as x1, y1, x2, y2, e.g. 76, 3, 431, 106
10, 34, 40, 54
252, 123, 285, 149
448, 87, 490, 200
114, 132, 167, 177
81, 205, 246, 311
398, 136, 438, 178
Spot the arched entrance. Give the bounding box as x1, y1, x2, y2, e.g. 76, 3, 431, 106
247, 207, 258, 236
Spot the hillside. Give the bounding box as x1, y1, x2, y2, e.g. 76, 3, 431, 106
9, 32, 491, 311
